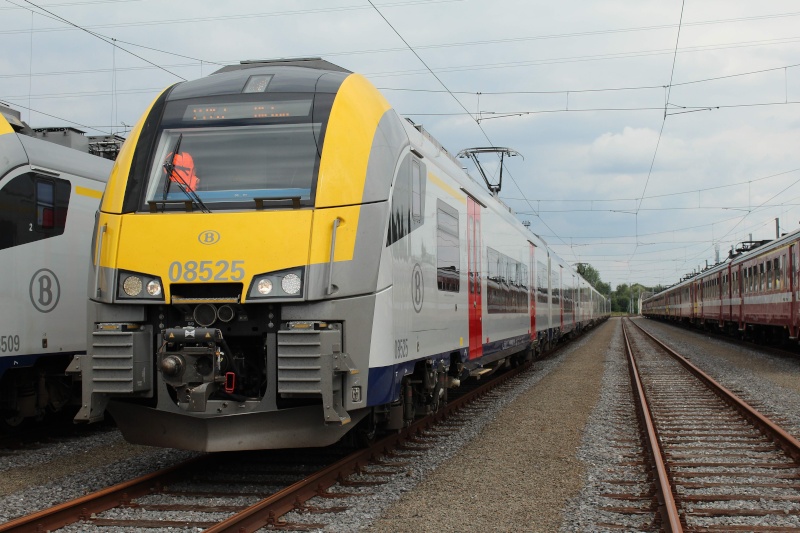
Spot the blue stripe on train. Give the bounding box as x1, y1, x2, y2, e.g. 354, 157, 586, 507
366, 333, 532, 406
0, 352, 82, 381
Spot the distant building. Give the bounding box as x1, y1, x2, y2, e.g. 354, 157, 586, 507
32, 127, 91, 152
87, 134, 125, 161
0, 102, 124, 161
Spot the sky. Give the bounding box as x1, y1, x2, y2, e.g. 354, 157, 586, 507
2, 0, 800, 291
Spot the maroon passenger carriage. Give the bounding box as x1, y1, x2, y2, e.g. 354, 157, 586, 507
643, 227, 800, 344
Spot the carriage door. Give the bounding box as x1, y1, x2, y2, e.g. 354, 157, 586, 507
791, 243, 797, 338
467, 197, 483, 360
529, 242, 536, 342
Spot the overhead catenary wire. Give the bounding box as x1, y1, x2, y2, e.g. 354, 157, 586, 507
13, 0, 187, 81
368, 0, 583, 262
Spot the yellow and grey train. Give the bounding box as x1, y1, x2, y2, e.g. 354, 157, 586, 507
73, 59, 608, 451
0, 108, 111, 427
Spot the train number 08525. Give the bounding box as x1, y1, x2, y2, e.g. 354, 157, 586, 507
168, 260, 245, 282
0, 335, 20, 353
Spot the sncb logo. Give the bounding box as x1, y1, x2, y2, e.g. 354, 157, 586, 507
198, 230, 221, 245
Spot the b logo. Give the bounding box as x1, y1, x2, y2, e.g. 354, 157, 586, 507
198, 230, 220, 245
412, 263, 424, 313
30, 269, 60, 313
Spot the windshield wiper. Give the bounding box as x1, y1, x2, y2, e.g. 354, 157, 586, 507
161, 134, 210, 213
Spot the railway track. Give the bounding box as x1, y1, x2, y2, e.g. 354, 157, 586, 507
0, 354, 531, 532
606, 318, 800, 532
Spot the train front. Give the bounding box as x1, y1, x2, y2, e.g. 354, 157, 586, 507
75, 60, 406, 451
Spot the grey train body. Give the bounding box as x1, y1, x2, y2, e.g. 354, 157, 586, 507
0, 119, 112, 426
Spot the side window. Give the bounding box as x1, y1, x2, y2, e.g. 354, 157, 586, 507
767, 260, 773, 290
436, 200, 459, 293
387, 155, 425, 246
37, 180, 56, 229
0, 172, 71, 252
411, 158, 422, 223
536, 260, 548, 304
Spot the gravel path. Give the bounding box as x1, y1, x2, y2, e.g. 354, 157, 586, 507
366, 319, 614, 533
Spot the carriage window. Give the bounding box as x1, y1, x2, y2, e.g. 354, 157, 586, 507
0, 172, 71, 252
436, 200, 459, 292
536, 260, 548, 304
767, 260, 773, 290
775, 257, 782, 290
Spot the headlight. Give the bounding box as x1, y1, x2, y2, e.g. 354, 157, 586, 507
281, 273, 301, 295
248, 267, 304, 300
146, 280, 162, 297
257, 278, 273, 295
117, 270, 165, 301
122, 275, 143, 296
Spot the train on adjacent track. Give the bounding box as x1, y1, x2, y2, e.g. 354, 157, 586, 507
642, 226, 800, 345
72, 58, 609, 452
0, 107, 112, 428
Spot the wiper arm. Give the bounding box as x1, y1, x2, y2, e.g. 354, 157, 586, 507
161, 134, 211, 213
162, 134, 182, 201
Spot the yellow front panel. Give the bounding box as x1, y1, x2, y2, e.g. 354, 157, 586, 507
99, 210, 314, 300
315, 74, 391, 208
0, 114, 13, 136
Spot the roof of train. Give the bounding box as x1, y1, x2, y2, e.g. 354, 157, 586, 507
1, 112, 113, 184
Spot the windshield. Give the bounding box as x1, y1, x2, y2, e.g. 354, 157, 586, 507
144, 123, 321, 209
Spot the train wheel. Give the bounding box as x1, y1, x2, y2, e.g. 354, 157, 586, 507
348, 414, 378, 448
0, 411, 25, 431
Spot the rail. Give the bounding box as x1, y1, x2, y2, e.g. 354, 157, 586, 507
621, 319, 683, 532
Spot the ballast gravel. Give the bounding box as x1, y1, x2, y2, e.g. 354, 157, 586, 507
0, 430, 198, 524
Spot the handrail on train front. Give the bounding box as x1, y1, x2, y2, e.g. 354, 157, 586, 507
93, 223, 107, 298
327, 217, 342, 295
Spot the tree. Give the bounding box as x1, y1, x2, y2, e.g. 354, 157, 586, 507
576, 263, 611, 296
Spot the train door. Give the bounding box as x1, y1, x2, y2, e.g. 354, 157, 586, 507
467, 196, 482, 360
529, 242, 536, 342
725, 266, 731, 324
572, 274, 578, 327
738, 264, 745, 331
791, 243, 797, 338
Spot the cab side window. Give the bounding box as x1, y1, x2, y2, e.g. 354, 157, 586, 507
0, 172, 71, 251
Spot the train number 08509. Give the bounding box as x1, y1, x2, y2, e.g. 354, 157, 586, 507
168, 260, 245, 282
0, 335, 20, 353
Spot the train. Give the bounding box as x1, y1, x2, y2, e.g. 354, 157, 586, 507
0, 106, 113, 428
71, 58, 609, 451
642, 226, 800, 345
